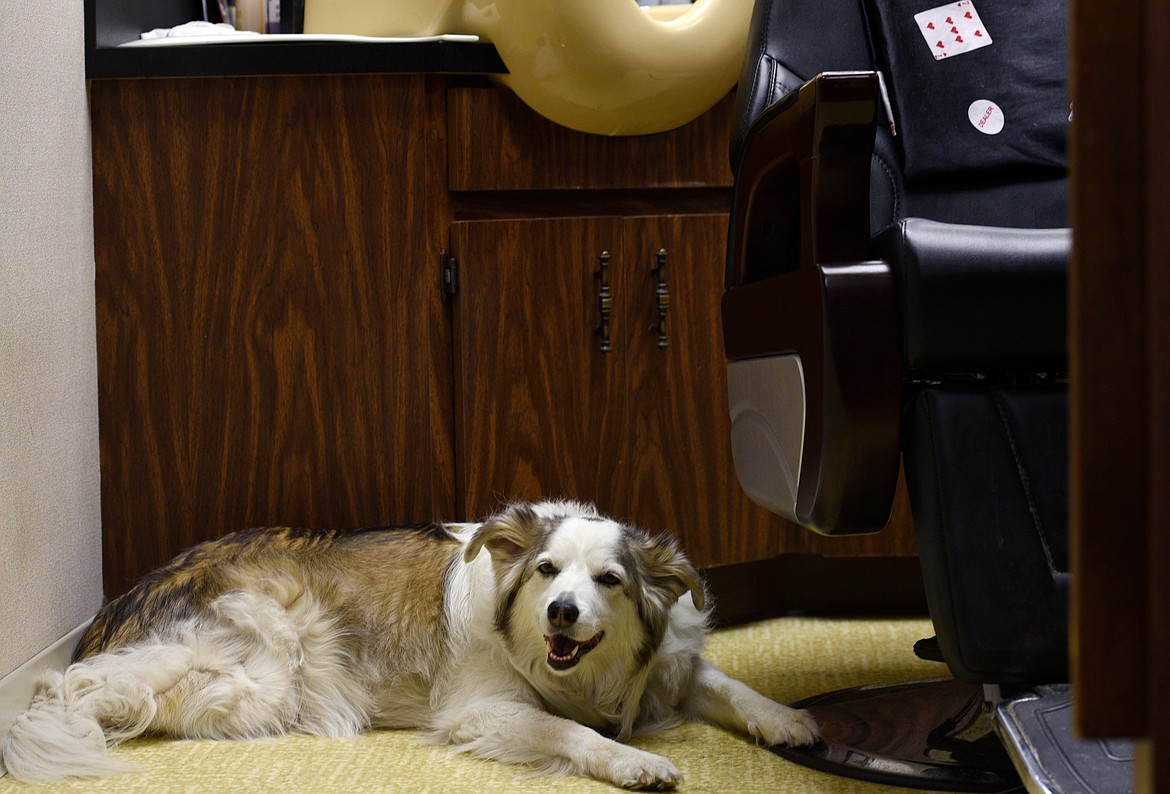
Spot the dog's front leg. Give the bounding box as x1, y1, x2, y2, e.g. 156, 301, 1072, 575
442, 700, 682, 790
683, 659, 820, 747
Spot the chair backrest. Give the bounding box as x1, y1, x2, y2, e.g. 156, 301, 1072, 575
731, 0, 1069, 233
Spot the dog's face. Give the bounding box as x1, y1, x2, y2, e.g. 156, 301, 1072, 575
465, 501, 705, 680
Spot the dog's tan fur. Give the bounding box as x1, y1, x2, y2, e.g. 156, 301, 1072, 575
78, 525, 458, 681
3, 502, 819, 789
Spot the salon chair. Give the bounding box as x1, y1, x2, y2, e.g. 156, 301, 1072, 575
722, 0, 1131, 790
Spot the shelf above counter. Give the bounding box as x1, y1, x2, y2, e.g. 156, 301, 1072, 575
86, 0, 506, 79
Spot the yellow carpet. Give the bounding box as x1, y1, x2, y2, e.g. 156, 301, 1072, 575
0, 616, 949, 793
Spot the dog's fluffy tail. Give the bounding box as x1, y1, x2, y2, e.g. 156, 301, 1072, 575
2, 643, 194, 783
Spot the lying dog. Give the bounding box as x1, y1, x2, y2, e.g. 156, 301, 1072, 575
2, 500, 819, 788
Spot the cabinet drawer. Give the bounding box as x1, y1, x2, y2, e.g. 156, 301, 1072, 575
447, 87, 735, 191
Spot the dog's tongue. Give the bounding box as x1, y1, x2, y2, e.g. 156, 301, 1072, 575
549, 634, 578, 657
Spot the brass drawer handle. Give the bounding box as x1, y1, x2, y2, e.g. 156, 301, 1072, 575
652, 248, 669, 349
595, 251, 613, 354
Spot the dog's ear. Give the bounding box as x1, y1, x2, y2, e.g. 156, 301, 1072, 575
464, 503, 545, 564
640, 533, 707, 611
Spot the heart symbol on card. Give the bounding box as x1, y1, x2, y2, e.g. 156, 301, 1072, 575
974, 29, 983, 36
965, 11, 973, 18
955, 35, 964, 42
927, 21, 935, 29
946, 16, 953, 23
936, 40, 945, 48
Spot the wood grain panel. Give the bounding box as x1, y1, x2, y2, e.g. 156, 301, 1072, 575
1144, 4, 1170, 787
447, 87, 735, 192
1071, 0, 1170, 785
617, 214, 801, 565
90, 75, 454, 598
451, 217, 627, 516
1067, 0, 1150, 738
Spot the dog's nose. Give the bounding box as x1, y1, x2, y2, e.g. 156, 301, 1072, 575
547, 599, 579, 628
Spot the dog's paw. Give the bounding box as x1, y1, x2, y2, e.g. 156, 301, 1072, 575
600, 746, 682, 791
748, 703, 821, 748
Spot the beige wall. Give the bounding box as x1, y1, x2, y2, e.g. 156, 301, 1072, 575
0, 2, 104, 676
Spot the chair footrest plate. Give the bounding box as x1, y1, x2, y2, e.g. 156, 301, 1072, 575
995, 684, 1134, 794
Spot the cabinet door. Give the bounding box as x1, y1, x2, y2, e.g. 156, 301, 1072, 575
451, 217, 627, 517
618, 215, 805, 566
91, 76, 454, 597
452, 213, 916, 563
452, 213, 805, 563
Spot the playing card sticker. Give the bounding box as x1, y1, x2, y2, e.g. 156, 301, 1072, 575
914, 1, 993, 60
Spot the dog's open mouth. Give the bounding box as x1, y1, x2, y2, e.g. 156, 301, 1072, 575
544, 632, 603, 671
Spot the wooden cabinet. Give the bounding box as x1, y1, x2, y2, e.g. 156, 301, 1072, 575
90, 74, 915, 598
445, 87, 916, 568
449, 214, 778, 566
451, 213, 804, 567
90, 75, 456, 595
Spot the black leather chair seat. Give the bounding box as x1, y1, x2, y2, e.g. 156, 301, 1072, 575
876, 219, 1069, 374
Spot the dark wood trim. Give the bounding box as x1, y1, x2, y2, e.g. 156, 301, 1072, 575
88, 41, 506, 80
1069, 0, 1148, 737
704, 555, 929, 627
1142, 0, 1170, 788
450, 189, 733, 222
1071, 0, 1170, 788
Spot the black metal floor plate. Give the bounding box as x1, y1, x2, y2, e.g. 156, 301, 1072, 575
773, 679, 1023, 792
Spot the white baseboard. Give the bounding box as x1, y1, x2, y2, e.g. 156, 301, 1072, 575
0, 621, 91, 778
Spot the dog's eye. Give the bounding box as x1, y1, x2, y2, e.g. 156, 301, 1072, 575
537, 561, 558, 577
596, 572, 622, 587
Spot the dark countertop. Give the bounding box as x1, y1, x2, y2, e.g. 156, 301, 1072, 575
87, 37, 506, 79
